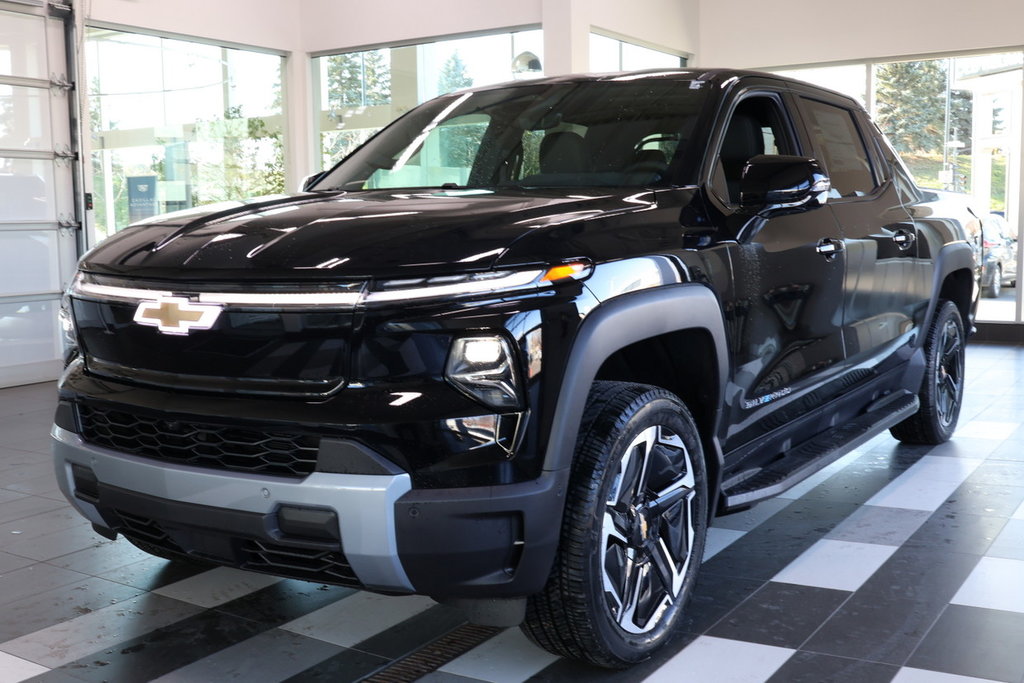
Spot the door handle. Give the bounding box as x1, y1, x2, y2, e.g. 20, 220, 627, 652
892, 228, 916, 250
816, 237, 844, 258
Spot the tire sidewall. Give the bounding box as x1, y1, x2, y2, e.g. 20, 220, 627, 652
922, 302, 965, 441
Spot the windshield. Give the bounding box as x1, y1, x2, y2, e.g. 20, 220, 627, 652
313, 77, 708, 191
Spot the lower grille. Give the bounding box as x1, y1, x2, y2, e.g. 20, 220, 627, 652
78, 403, 319, 478
241, 539, 360, 586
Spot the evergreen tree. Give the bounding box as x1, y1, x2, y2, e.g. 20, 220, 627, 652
874, 61, 947, 154
438, 51, 474, 94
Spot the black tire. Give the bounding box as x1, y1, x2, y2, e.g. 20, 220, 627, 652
984, 265, 1002, 298
522, 381, 708, 668
890, 301, 965, 444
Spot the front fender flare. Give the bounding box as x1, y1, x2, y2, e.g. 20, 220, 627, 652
542, 283, 729, 476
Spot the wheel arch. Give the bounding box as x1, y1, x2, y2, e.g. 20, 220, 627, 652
542, 284, 729, 509
925, 241, 977, 337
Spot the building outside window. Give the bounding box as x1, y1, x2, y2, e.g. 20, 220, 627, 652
85, 28, 285, 243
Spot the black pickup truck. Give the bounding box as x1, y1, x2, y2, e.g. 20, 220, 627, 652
53, 69, 977, 667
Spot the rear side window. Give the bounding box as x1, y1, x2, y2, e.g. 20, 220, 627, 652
801, 98, 877, 198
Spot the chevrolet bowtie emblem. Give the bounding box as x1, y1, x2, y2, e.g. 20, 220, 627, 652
133, 296, 222, 335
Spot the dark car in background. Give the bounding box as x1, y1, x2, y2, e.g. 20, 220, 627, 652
53, 69, 978, 668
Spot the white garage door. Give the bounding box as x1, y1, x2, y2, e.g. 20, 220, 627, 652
0, 1, 81, 388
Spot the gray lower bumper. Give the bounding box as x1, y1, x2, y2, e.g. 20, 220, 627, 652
52, 425, 413, 592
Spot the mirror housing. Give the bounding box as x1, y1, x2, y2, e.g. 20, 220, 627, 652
738, 155, 830, 214
300, 171, 327, 192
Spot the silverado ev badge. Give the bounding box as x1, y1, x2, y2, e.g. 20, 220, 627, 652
133, 296, 222, 335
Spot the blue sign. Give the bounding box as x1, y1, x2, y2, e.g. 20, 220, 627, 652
127, 175, 158, 223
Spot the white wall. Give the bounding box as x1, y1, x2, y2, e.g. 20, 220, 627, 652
697, 0, 1024, 68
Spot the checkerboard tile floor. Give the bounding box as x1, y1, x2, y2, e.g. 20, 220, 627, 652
1, 343, 1023, 682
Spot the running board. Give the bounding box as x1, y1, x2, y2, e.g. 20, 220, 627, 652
721, 391, 919, 511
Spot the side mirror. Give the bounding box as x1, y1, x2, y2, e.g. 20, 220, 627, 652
739, 155, 830, 214
300, 171, 327, 192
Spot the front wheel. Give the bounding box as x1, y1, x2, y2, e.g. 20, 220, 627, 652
522, 382, 708, 668
890, 300, 966, 444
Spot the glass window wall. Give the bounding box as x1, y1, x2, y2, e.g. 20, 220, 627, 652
589, 33, 686, 73
775, 53, 1024, 323
314, 30, 544, 169
85, 29, 285, 243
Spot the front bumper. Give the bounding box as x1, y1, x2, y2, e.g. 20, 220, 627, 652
53, 425, 566, 598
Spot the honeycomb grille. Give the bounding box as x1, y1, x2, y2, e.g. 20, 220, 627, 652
241, 539, 360, 586
78, 403, 319, 477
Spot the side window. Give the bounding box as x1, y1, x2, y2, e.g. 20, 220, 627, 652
713, 95, 795, 204
801, 98, 877, 198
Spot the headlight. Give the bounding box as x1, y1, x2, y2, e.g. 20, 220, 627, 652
446, 335, 522, 410
59, 274, 81, 363
367, 262, 591, 304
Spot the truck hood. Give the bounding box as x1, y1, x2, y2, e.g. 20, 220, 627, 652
81, 188, 657, 281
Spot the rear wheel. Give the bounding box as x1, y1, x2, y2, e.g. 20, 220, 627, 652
890, 301, 965, 444
522, 382, 707, 668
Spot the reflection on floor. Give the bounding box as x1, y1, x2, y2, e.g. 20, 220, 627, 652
1, 343, 1024, 682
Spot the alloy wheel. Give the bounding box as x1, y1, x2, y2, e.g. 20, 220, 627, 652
601, 424, 698, 634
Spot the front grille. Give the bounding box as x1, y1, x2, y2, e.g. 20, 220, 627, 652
241, 539, 360, 586
78, 403, 319, 477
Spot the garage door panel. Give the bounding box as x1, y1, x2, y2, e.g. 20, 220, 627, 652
0, 9, 47, 80
0, 157, 57, 222
0, 230, 63, 296
0, 84, 53, 151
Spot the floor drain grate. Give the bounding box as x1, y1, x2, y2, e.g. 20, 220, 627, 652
362, 623, 503, 682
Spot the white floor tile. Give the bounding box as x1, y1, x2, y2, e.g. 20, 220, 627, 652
703, 527, 745, 562
951, 556, 1024, 613
953, 421, 1021, 441
892, 667, 1006, 682
438, 628, 559, 683
280, 591, 435, 647
0, 594, 202, 667
865, 456, 983, 511
1013, 500, 1024, 520
773, 539, 897, 591
152, 566, 280, 608
643, 636, 793, 683
0, 652, 48, 682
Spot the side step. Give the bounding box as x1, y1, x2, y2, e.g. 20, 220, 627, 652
721, 391, 919, 510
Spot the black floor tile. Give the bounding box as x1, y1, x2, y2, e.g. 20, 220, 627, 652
0, 575, 143, 642
766, 650, 898, 683
903, 511, 1008, 555
44, 607, 271, 682
708, 582, 851, 649
353, 603, 468, 659
214, 578, 355, 627
907, 604, 1024, 682
280, 646, 395, 682
802, 546, 981, 664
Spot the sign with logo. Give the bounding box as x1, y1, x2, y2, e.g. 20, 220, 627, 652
127, 175, 158, 223
133, 297, 222, 335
